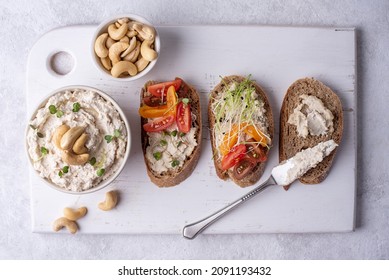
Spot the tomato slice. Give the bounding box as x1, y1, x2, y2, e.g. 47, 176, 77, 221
221, 144, 246, 170
246, 141, 267, 162
143, 115, 175, 132
147, 79, 182, 98
233, 158, 256, 180
176, 101, 191, 133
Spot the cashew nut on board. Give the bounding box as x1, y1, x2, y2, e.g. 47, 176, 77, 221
98, 191, 118, 211
52, 217, 78, 234
63, 207, 88, 221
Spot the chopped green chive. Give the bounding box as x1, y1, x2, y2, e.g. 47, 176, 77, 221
160, 139, 168, 146
177, 141, 182, 148
171, 130, 178, 137
153, 152, 162, 160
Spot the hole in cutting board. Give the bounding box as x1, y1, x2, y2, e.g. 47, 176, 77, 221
49, 51, 75, 75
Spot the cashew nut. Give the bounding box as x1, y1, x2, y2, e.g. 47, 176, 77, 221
60, 126, 85, 151
73, 133, 88, 155
111, 61, 138, 77
118, 17, 130, 25
52, 124, 70, 149
108, 23, 128, 40
100, 56, 112, 70
120, 36, 130, 43
126, 30, 138, 38
94, 33, 109, 58
108, 42, 129, 65
63, 207, 87, 221
140, 39, 158, 61
120, 36, 137, 58
135, 57, 150, 72
106, 37, 115, 48
98, 191, 118, 211
123, 41, 141, 62
134, 24, 156, 42
61, 150, 89, 166
53, 217, 78, 234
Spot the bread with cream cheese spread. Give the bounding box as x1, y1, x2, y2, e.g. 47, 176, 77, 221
140, 77, 202, 187
279, 78, 343, 189
208, 75, 274, 187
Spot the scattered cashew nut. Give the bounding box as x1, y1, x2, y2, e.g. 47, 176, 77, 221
53, 217, 78, 234
120, 36, 137, 58
100, 56, 112, 70
123, 41, 141, 62
135, 57, 150, 72
63, 207, 88, 221
98, 190, 118, 211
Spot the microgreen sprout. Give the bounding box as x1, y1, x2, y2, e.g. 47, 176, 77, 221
153, 152, 162, 160
171, 159, 179, 167
72, 102, 81, 112
105, 129, 122, 143
96, 168, 105, 177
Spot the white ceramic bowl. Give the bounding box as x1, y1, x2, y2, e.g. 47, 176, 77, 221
25, 86, 131, 195
91, 14, 160, 81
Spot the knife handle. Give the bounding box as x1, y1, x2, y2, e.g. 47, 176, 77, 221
182, 176, 277, 239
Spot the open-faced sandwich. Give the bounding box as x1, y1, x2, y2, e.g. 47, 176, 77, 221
209, 75, 274, 187
279, 78, 343, 190
139, 78, 202, 187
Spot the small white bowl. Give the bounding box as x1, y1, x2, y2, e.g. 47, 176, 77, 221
91, 14, 160, 81
26, 86, 131, 195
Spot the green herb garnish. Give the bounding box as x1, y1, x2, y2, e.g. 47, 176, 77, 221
56, 110, 64, 118
163, 130, 171, 136
72, 102, 81, 112
153, 152, 162, 160
96, 168, 105, 177
171, 159, 179, 167
105, 129, 122, 143
58, 165, 69, 177
171, 130, 178, 137
89, 157, 96, 166
160, 139, 168, 146
40, 147, 48, 156
179, 132, 186, 137
48, 105, 57, 114
177, 141, 183, 148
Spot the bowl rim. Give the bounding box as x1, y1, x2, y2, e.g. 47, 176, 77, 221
91, 14, 160, 81
25, 85, 131, 195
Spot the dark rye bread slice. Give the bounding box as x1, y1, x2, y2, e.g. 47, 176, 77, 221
209, 75, 274, 187
279, 78, 343, 189
140, 78, 202, 187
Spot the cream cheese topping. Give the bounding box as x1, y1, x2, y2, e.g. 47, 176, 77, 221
288, 95, 334, 138
271, 140, 338, 185
27, 89, 127, 192
145, 123, 197, 174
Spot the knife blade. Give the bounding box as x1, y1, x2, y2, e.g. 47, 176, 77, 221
183, 140, 338, 239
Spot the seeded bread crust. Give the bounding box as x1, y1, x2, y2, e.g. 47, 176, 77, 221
208, 75, 274, 187
279, 78, 343, 189
140, 78, 202, 187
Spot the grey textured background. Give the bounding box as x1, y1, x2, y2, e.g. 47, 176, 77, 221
1, 0, 388, 259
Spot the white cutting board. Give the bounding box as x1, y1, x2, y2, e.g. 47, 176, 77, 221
26, 25, 356, 234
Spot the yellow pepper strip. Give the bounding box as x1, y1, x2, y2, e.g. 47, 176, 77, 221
219, 123, 268, 156
138, 86, 178, 118
166, 85, 178, 116
138, 104, 169, 118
